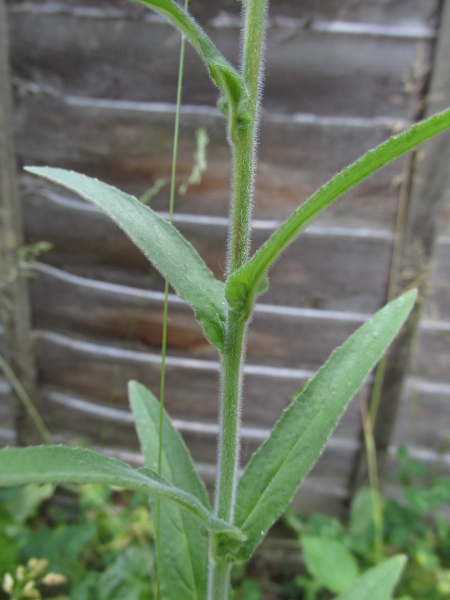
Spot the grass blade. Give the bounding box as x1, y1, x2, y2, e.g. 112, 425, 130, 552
233, 290, 416, 561
130, 381, 210, 599
225, 108, 450, 318
155, 7, 187, 598
25, 167, 227, 351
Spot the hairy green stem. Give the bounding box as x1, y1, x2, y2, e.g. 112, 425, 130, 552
227, 0, 268, 274
211, 0, 268, 597
208, 558, 232, 600
214, 315, 247, 523
210, 315, 247, 599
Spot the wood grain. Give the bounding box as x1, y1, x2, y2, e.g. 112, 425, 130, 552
16, 95, 405, 225
0, 376, 15, 445
8, 6, 432, 117
6, 0, 440, 29
34, 328, 362, 436
22, 185, 396, 313
0, 0, 39, 445
395, 378, 450, 452
29, 264, 375, 369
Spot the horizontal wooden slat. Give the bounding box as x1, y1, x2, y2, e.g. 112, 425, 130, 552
23, 187, 395, 313
30, 263, 376, 369
395, 378, 450, 452
34, 329, 362, 435
40, 386, 358, 477
9, 8, 430, 117
0, 326, 6, 355
415, 321, 450, 385
38, 386, 357, 515
6, 0, 440, 29
17, 94, 404, 225
33, 263, 446, 408
425, 238, 450, 321
436, 187, 450, 236
0, 376, 15, 446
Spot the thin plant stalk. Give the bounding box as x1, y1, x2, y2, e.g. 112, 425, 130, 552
155, 5, 188, 597
359, 391, 384, 563
369, 156, 412, 424
0, 354, 53, 444
211, 0, 268, 597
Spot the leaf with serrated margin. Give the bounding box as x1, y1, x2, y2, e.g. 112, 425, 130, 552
226, 108, 450, 319
233, 291, 416, 561
129, 381, 209, 600
334, 555, 406, 600
134, 0, 249, 129
25, 167, 227, 351
0, 445, 245, 542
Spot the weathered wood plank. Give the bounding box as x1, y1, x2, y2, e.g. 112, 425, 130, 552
38, 386, 358, 516
6, 0, 440, 29
424, 238, 450, 321
29, 264, 375, 369
34, 329, 362, 436
350, 0, 450, 485
9, 11, 428, 118
30, 265, 450, 436
16, 95, 404, 225
40, 387, 359, 482
436, 190, 450, 236
0, 0, 38, 445
415, 322, 450, 385
8, 0, 441, 30
395, 378, 450, 452
0, 376, 15, 446
23, 187, 395, 313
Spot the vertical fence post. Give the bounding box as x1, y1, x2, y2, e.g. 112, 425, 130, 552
349, 0, 450, 490
0, 0, 39, 445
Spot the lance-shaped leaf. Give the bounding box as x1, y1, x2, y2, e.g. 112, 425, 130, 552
233, 290, 416, 561
25, 167, 227, 351
334, 555, 406, 600
135, 0, 248, 128
226, 108, 450, 318
129, 381, 209, 600
0, 445, 245, 542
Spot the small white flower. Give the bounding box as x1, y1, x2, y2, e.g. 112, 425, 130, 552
42, 573, 68, 586
2, 572, 14, 594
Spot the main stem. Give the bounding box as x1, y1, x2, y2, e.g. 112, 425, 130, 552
210, 0, 268, 598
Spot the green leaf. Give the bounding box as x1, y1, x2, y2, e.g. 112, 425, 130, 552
333, 555, 406, 600
0, 446, 244, 543
301, 536, 359, 594
129, 381, 209, 600
226, 108, 450, 318
98, 545, 155, 600
0, 505, 18, 579
348, 487, 376, 539
25, 167, 227, 351
134, 0, 248, 129
234, 290, 416, 561
1, 483, 55, 524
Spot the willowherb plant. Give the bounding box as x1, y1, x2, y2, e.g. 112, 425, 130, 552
1, 0, 450, 598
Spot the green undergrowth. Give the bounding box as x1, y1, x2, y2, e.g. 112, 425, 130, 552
1, 448, 449, 600
0, 485, 156, 600
283, 448, 450, 600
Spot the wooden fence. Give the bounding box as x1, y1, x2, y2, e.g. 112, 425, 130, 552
1, 0, 450, 516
